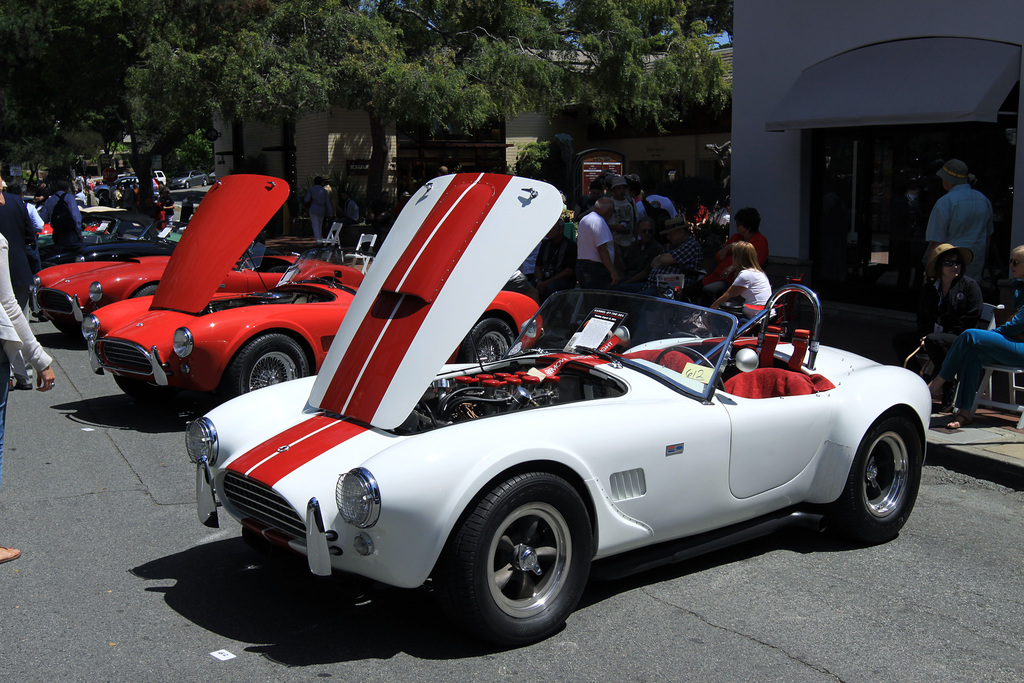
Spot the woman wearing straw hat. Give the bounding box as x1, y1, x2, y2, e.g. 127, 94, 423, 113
915, 243, 983, 380
929, 245, 1024, 429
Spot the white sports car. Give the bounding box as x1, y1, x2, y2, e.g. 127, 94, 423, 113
186, 173, 930, 645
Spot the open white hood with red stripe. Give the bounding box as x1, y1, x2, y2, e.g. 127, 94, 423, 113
308, 173, 562, 428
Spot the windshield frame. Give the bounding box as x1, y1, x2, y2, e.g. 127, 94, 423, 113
507, 289, 739, 403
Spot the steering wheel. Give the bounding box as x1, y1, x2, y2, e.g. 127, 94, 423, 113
657, 345, 725, 391
658, 345, 712, 367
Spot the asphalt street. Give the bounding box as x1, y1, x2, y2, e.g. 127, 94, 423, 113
2, 317, 1024, 681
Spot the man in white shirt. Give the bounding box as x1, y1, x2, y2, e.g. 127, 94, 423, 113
575, 198, 619, 289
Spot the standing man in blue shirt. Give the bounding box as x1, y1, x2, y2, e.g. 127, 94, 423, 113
925, 159, 994, 282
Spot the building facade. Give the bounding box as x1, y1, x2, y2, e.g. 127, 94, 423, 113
733, 1, 1024, 309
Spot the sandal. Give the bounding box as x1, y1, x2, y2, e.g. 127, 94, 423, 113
0, 547, 21, 564
945, 412, 974, 430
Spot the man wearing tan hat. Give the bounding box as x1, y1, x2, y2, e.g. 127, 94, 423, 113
617, 214, 703, 298
925, 159, 993, 282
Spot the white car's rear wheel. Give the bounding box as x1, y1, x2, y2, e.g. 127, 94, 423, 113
436, 472, 592, 645
829, 414, 922, 543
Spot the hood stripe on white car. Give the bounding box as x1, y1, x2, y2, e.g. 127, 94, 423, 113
226, 415, 366, 486
317, 174, 509, 424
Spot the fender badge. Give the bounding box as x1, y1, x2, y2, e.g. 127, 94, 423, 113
277, 445, 290, 452
665, 443, 684, 457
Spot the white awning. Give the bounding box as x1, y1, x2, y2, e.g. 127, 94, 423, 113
766, 38, 1020, 131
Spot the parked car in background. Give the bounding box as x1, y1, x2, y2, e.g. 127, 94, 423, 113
168, 170, 209, 189
32, 245, 297, 337
153, 170, 166, 185
185, 173, 929, 646
84, 174, 535, 400
38, 208, 176, 268
93, 176, 160, 206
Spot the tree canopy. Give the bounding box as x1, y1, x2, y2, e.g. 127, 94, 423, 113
0, 0, 732, 198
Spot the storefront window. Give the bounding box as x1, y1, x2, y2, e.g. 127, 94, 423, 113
810, 120, 1016, 309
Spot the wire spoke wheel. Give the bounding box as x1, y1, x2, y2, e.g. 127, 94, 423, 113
248, 350, 300, 390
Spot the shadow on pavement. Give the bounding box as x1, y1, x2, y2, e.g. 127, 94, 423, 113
52, 392, 221, 434
130, 537, 500, 665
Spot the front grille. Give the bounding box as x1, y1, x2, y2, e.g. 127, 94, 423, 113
38, 288, 73, 314
96, 338, 152, 374
222, 470, 306, 539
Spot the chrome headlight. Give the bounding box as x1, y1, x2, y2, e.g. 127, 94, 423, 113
81, 314, 100, 340
185, 417, 218, 465
336, 468, 380, 528
88, 281, 103, 302
173, 327, 194, 358
32, 274, 41, 288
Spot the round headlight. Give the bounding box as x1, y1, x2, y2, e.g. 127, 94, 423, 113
336, 468, 380, 528
88, 281, 103, 302
81, 314, 100, 340
185, 417, 218, 465
173, 327, 194, 358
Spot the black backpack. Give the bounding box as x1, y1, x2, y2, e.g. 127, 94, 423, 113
49, 192, 78, 244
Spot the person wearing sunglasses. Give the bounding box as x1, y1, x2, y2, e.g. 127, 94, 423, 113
901, 244, 982, 403
929, 245, 1024, 429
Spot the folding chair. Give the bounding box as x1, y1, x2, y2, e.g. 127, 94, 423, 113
324, 221, 344, 246
970, 303, 1024, 428
347, 233, 376, 273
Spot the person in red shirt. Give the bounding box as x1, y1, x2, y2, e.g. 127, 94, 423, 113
701, 206, 768, 306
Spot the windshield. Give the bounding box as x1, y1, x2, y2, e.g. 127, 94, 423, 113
279, 245, 356, 285
508, 289, 738, 399
81, 213, 157, 243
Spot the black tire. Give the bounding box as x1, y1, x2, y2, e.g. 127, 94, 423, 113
435, 472, 593, 646
457, 317, 515, 363
828, 414, 922, 544
130, 282, 159, 298
113, 374, 178, 402
220, 332, 310, 398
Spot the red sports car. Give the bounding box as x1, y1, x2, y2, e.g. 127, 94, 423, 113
84, 174, 536, 400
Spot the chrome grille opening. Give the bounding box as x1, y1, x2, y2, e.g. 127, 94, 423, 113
222, 471, 306, 539
96, 339, 152, 373
38, 289, 74, 314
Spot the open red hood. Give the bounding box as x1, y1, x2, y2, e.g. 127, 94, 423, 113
308, 173, 562, 429
150, 175, 288, 313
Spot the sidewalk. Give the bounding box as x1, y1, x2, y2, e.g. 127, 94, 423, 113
819, 301, 1024, 491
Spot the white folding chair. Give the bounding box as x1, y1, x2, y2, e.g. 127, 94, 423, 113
324, 221, 343, 246
348, 233, 376, 273
970, 303, 1024, 428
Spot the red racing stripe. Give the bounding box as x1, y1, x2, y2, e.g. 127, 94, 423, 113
226, 415, 366, 486
319, 173, 511, 422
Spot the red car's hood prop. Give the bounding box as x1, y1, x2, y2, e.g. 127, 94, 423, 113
150, 175, 288, 314
308, 173, 562, 429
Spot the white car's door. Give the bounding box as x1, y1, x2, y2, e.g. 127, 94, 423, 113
607, 398, 738, 542
720, 391, 834, 498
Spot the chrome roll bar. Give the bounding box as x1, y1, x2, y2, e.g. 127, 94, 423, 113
736, 283, 822, 370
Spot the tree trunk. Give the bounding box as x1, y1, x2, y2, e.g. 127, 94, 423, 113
367, 110, 388, 204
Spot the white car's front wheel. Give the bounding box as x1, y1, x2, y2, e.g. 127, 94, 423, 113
436, 472, 592, 645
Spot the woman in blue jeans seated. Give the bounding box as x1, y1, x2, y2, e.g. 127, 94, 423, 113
928, 246, 1024, 429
